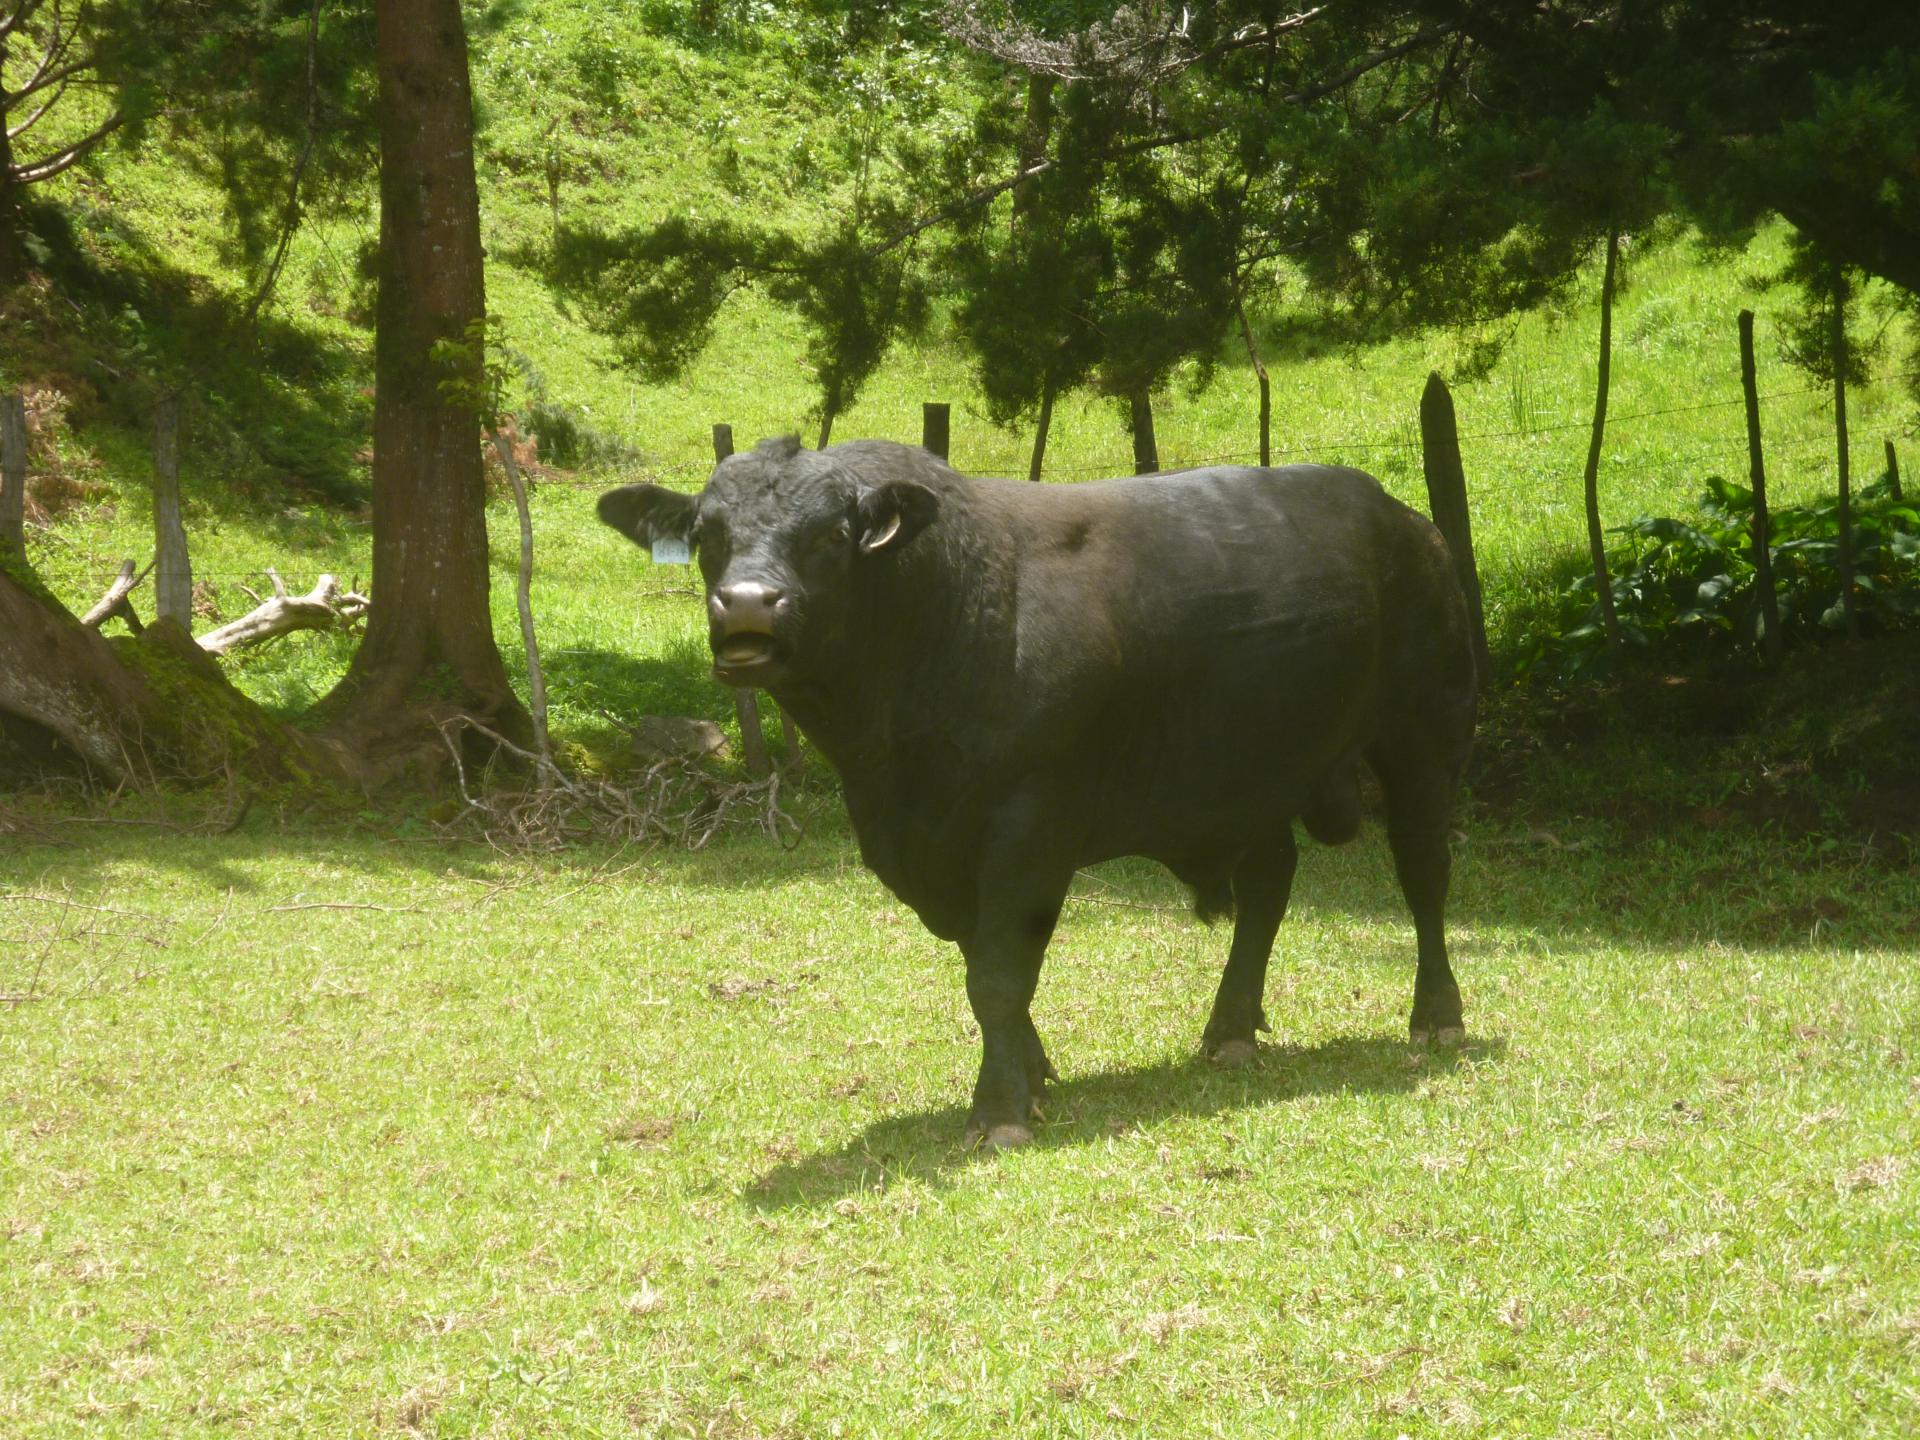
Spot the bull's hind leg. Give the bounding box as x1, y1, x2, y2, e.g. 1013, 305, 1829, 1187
1371, 752, 1465, 1045
1202, 832, 1298, 1066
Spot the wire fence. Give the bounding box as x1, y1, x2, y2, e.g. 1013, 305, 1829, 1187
22, 370, 1912, 622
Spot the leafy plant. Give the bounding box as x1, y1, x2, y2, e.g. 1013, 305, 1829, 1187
1520, 469, 1920, 678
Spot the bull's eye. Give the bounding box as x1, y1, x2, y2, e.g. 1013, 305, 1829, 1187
810, 521, 852, 554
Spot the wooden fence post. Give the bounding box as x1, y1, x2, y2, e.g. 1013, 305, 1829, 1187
1418, 372, 1491, 683
1886, 439, 1902, 502
0, 392, 25, 561
921, 402, 950, 462
1129, 391, 1158, 475
1828, 265, 1857, 639
152, 394, 192, 626
1738, 311, 1783, 664
711, 422, 770, 777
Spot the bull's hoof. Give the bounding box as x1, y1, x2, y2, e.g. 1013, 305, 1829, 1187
965, 1121, 1034, 1152
1210, 1038, 1259, 1069
1410, 1023, 1466, 1048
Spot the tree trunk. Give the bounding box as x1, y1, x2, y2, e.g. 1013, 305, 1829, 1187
0, 567, 353, 787
1582, 229, 1623, 650
1236, 298, 1271, 468
487, 430, 553, 771
1028, 386, 1054, 481
1011, 73, 1054, 237
322, 0, 525, 754
1129, 390, 1158, 475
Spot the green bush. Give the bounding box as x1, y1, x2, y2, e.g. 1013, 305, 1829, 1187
1521, 470, 1920, 678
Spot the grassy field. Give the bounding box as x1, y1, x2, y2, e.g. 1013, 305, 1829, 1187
2, 802, 1917, 1437
5, 10, 1918, 1432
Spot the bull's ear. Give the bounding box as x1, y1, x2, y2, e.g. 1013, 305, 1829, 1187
857, 481, 939, 554
598, 484, 698, 550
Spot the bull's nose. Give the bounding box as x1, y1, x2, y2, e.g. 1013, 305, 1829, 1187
711, 582, 782, 634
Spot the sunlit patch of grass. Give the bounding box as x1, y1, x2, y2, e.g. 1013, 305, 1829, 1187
1, 814, 1915, 1435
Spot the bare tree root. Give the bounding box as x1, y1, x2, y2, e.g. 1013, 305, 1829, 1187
435, 716, 802, 852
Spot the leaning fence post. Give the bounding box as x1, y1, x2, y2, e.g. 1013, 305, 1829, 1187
152, 393, 192, 626
1886, 439, 1902, 502
0, 392, 25, 561
1418, 372, 1491, 682
711, 423, 770, 777
921, 402, 950, 462
1738, 311, 1783, 664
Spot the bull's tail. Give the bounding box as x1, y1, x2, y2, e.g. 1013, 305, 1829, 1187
1301, 763, 1363, 846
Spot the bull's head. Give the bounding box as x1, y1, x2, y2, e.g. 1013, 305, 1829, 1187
598, 437, 938, 690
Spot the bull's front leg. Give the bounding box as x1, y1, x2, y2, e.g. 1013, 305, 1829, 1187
959, 821, 1073, 1151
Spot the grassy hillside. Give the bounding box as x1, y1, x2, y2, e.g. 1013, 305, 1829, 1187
1, 1, 1914, 751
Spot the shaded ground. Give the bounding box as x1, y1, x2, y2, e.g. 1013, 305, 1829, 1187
1471, 628, 1920, 865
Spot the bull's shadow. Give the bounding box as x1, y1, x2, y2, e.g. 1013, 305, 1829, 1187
746, 1031, 1505, 1209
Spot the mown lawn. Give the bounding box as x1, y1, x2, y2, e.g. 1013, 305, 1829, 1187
3, 803, 1915, 1437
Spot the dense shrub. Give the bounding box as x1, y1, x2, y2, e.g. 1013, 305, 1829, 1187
1520, 472, 1920, 678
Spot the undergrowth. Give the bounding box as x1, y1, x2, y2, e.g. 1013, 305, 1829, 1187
1517, 467, 1920, 680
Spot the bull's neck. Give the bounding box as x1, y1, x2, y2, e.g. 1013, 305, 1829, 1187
773, 521, 1012, 777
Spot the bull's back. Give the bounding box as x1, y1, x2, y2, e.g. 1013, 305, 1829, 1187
986, 465, 1468, 852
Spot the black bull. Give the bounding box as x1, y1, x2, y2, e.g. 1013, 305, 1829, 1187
600, 437, 1477, 1149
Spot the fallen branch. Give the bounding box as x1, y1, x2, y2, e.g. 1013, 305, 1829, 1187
80, 558, 153, 632
263, 901, 423, 914
196, 571, 369, 655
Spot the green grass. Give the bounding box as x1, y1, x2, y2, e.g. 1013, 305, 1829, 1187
2, 808, 1916, 1436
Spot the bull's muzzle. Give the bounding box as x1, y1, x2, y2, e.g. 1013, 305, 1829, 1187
708, 581, 782, 682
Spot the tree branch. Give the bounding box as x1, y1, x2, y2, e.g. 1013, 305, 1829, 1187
196, 573, 368, 655
865, 127, 1204, 262
0, 0, 52, 46
1279, 25, 1455, 108
7, 74, 69, 140
80, 558, 152, 631
11, 109, 121, 183
1189, 7, 1328, 67
11, 53, 97, 107
17, 3, 81, 95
